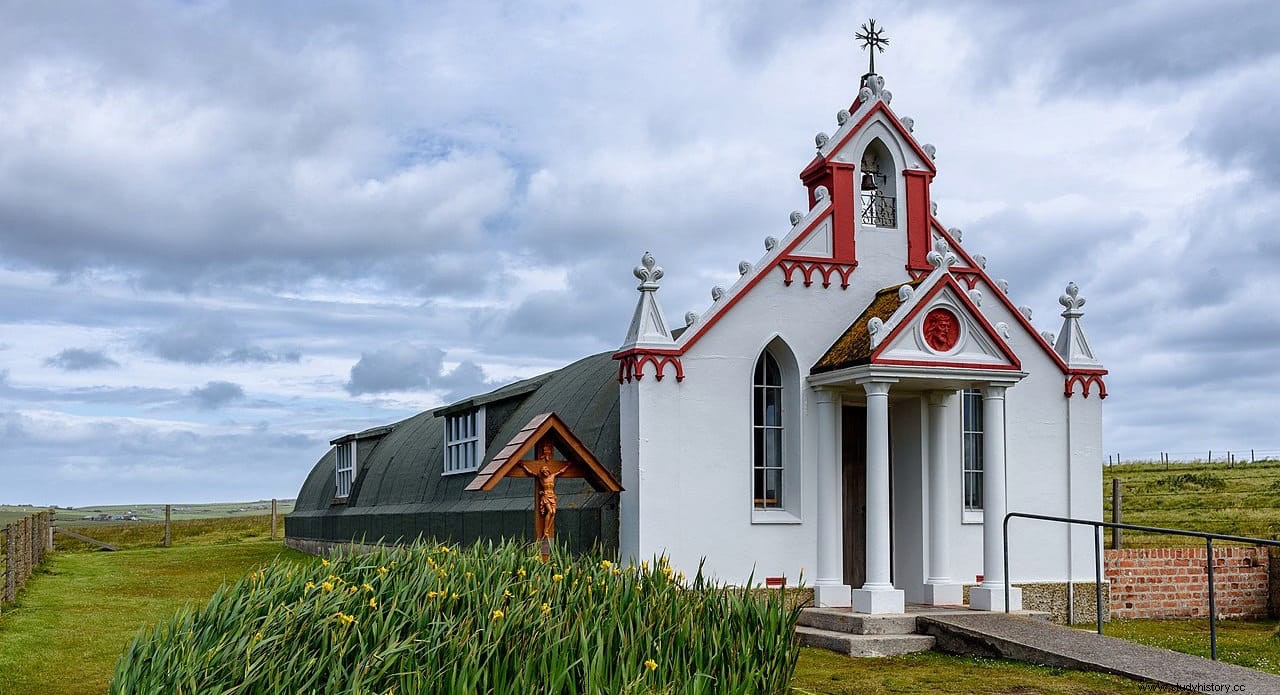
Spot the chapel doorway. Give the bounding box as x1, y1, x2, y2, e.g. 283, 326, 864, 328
841, 405, 866, 588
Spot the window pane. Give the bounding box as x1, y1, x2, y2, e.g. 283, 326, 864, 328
764, 388, 781, 427
765, 353, 781, 387
763, 469, 782, 509
753, 429, 765, 469
754, 468, 765, 508
765, 428, 782, 467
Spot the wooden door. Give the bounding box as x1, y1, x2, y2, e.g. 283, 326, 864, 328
842, 405, 866, 588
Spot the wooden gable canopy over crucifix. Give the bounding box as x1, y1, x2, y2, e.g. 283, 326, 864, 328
464, 412, 622, 557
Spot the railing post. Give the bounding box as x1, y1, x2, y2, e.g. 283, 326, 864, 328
1207, 536, 1216, 660
1094, 524, 1103, 635
164, 504, 172, 548
1003, 514, 1011, 614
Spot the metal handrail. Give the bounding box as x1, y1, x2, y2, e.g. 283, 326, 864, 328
859, 193, 895, 227
1003, 512, 1280, 660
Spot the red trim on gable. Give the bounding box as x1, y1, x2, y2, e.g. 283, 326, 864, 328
869, 274, 1023, 371
1064, 370, 1108, 399
874, 358, 1023, 371
677, 210, 835, 351
904, 170, 933, 272
614, 349, 685, 384
825, 101, 937, 175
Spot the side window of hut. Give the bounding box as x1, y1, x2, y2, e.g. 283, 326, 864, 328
335, 441, 356, 499
444, 407, 486, 474
752, 351, 786, 510
961, 389, 983, 522
859, 140, 897, 228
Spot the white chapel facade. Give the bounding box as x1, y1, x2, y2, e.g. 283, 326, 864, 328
614, 69, 1107, 614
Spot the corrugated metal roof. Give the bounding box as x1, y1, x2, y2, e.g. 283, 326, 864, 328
290, 351, 620, 519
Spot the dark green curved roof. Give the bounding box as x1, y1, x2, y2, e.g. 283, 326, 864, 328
287, 351, 621, 551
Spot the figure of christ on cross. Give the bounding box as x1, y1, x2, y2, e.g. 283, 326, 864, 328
518, 441, 566, 540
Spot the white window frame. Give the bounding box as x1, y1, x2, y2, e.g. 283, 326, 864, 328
750, 345, 802, 525
961, 388, 983, 523
443, 407, 486, 475
335, 440, 357, 500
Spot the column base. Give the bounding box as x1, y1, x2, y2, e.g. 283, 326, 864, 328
970, 585, 1022, 612
852, 586, 905, 614
814, 583, 852, 608
921, 581, 964, 606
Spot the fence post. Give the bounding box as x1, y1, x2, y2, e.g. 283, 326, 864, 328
4, 523, 14, 603
164, 504, 172, 548
271, 499, 278, 541
1111, 479, 1123, 550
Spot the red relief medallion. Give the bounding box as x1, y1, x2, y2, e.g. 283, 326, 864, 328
922, 308, 960, 352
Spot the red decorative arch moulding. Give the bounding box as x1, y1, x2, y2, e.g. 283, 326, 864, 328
1065, 371, 1108, 399
614, 349, 685, 384
779, 260, 857, 289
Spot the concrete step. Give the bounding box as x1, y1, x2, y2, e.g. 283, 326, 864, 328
797, 607, 918, 635
797, 626, 936, 657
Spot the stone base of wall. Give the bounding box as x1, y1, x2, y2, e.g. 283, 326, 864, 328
960, 582, 1109, 624
1105, 546, 1269, 620
285, 536, 382, 558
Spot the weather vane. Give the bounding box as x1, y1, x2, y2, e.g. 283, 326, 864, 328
855, 19, 889, 75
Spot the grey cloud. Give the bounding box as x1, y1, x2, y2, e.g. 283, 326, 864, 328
190, 381, 246, 410
44, 348, 120, 371
345, 344, 445, 395
139, 315, 299, 364
1188, 73, 1280, 187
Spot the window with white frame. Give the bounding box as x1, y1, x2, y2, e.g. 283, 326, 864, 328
752, 351, 785, 510
962, 389, 983, 516
444, 408, 485, 474
335, 441, 356, 499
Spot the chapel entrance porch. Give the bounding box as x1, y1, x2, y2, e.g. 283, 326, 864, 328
810, 368, 1024, 614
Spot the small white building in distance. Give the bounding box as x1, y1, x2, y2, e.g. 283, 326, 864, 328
289, 61, 1107, 617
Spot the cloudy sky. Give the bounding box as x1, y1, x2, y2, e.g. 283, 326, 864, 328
2, 1, 1277, 506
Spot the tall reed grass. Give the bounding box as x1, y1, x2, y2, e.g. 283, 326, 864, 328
110, 539, 804, 694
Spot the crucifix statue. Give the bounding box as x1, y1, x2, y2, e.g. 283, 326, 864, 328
463, 412, 624, 562
518, 441, 565, 540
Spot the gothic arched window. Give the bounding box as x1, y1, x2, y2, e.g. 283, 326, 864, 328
753, 350, 785, 509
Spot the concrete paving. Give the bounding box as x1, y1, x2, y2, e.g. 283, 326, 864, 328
919, 612, 1280, 695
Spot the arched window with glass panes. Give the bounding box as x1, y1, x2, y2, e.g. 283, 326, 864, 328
752, 351, 785, 510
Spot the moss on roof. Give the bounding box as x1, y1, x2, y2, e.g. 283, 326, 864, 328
812, 281, 918, 373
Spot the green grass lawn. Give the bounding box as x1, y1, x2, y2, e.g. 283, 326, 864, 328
0, 540, 311, 695
1089, 618, 1280, 676
1104, 460, 1280, 545
51, 514, 280, 553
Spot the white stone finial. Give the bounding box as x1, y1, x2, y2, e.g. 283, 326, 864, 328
814, 185, 829, 201
995, 321, 1011, 339
765, 235, 779, 251
633, 251, 664, 290
974, 254, 987, 269
898, 285, 915, 302
711, 286, 725, 301
1059, 282, 1086, 316
859, 74, 888, 104
900, 116, 914, 132
996, 279, 1010, 294
923, 143, 937, 160
684, 311, 698, 327
837, 109, 851, 126
738, 260, 752, 276
969, 289, 983, 306
621, 252, 674, 350
1040, 331, 1056, 344
948, 227, 962, 242
815, 132, 830, 150
1054, 281, 1102, 370
930, 201, 938, 216
1018, 305, 1033, 321
789, 210, 803, 225
926, 237, 957, 271
868, 317, 885, 347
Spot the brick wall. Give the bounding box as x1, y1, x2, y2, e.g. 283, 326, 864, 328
1105, 546, 1269, 620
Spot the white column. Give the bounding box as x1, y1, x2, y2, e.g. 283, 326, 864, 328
853, 379, 904, 614
970, 384, 1022, 611
814, 389, 851, 607
923, 391, 963, 605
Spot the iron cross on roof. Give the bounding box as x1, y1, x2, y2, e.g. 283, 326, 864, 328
855, 19, 889, 75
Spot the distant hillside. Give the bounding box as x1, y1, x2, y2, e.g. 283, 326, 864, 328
0, 500, 295, 527
1102, 460, 1280, 546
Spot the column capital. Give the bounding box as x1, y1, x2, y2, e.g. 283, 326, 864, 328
926, 391, 953, 407
858, 379, 896, 397
982, 383, 1008, 399
815, 388, 840, 405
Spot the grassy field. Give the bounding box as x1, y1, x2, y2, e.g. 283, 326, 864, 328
51, 515, 280, 553
1103, 460, 1280, 546
0, 541, 310, 695
0, 516, 1181, 695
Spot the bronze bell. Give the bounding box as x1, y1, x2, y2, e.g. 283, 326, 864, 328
861, 171, 878, 191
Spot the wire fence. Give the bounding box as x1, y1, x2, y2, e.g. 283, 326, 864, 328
1105, 449, 1280, 467
2, 510, 53, 611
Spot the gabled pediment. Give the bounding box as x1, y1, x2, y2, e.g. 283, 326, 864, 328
873, 276, 1020, 370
